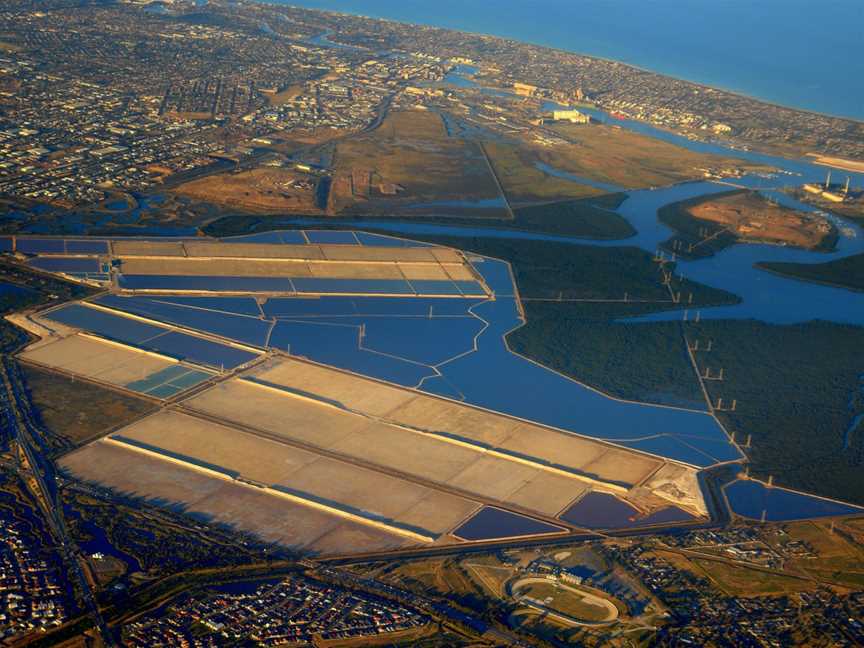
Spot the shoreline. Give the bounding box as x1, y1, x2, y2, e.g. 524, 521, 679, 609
272, 1, 864, 126
808, 155, 864, 174
755, 261, 864, 294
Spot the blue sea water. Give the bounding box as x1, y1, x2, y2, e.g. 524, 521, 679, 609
277, 0, 864, 121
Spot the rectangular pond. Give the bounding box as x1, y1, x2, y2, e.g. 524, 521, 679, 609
559, 492, 695, 529
27, 257, 102, 273
44, 303, 166, 343
119, 275, 296, 293
452, 506, 565, 541
125, 365, 212, 398
16, 238, 66, 254
65, 239, 109, 254
268, 320, 435, 386
44, 303, 258, 370
94, 295, 271, 347
140, 331, 258, 370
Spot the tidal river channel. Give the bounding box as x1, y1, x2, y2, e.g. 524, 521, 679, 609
273, 98, 864, 482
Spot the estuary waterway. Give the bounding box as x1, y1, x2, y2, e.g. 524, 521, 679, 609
286, 91, 864, 327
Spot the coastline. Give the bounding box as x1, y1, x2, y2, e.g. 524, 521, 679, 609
272, 1, 864, 126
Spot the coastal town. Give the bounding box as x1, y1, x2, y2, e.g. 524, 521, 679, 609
0, 0, 861, 217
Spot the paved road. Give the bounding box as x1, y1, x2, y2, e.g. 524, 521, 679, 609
1, 358, 116, 646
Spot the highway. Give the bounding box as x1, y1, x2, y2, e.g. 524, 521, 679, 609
0, 357, 116, 647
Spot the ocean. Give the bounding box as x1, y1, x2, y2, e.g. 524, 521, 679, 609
274, 0, 864, 122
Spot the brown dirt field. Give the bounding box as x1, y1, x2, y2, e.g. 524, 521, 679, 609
448, 456, 538, 501
442, 264, 478, 281
21, 364, 156, 446
691, 558, 814, 597
642, 463, 707, 515
498, 423, 610, 471
60, 441, 225, 503
387, 558, 447, 590
106, 409, 479, 536
148, 240, 468, 266
63, 428, 466, 553
465, 561, 514, 597
507, 476, 587, 517
546, 123, 759, 189
60, 441, 372, 554
111, 240, 186, 257
318, 246, 440, 262
115, 410, 321, 485
810, 156, 864, 173
688, 191, 832, 248
183, 241, 324, 259
283, 458, 432, 517
330, 110, 503, 214
580, 450, 662, 487
398, 264, 459, 280
118, 257, 313, 277
184, 379, 367, 448
186, 379, 583, 520
393, 397, 522, 446
118, 256, 460, 281
483, 141, 602, 203
164, 110, 212, 121
21, 334, 176, 384
326, 422, 482, 483
378, 397, 638, 489
307, 262, 405, 280
173, 168, 322, 214
448, 459, 584, 516
398, 494, 480, 538
278, 461, 477, 537
429, 248, 465, 264
245, 358, 649, 493
379, 110, 450, 140
304, 523, 412, 557
250, 357, 417, 416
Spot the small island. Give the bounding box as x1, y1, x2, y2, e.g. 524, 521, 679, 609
660, 190, 835, 258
